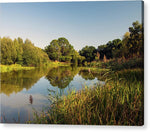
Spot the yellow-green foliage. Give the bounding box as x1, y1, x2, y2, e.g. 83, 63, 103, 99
0, 37, 50, 66
47, 61, 70, 67
0, 61, 70, 73
79, 67, 108, 72
0, 64, 35, 73
1, 67, 50, 96
32, 69, 144, 125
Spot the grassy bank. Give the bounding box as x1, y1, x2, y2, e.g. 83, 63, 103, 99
47, 61, 70, 67
0, 64, 35, 73
0, 61, 70, 73
32, 69, 144, 125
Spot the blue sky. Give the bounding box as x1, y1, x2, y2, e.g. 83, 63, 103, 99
0, 1, 142, 50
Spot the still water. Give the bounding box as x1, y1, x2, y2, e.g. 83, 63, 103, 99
0, 66, 104, 123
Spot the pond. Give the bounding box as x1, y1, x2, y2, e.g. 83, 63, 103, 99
0, 66, 105, 123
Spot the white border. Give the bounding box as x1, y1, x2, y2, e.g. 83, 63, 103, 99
0, 0, 149, 132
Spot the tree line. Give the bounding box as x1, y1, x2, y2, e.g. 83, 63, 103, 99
0, 21, 143, 66
0, 37, 49, 66
45, 21, 143, 65
79, 21, 143, 63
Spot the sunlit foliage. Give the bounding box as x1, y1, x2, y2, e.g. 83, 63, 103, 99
0, 37, 49, 66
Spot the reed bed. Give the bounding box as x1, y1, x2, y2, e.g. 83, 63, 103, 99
32, 69, 144, 125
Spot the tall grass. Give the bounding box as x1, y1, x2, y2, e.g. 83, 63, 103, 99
85, 56, 144, 71
32, 69, 144, 125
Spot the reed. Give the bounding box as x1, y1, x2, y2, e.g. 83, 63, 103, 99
32, 69, 144, 125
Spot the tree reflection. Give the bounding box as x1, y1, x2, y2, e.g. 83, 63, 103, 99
1, 66, 105, 96
46, 66, 79, 89
0, 67, 49, 96
79, 69, 105, 81
78, 69, 95, 80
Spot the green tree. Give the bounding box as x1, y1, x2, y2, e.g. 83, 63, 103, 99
127, 21, 143, 57
1, 37, 16, 64
58, 37, 74, 56
79, 46, 97, 62
45, 37, 75, 63
22, 39, 49, 66
1, 37, 49, 66
98, 39, 123, 59
16, 37, 23, 64
45, 40, 61, 61
17, 37, 23, 45
13, 38, 23, 64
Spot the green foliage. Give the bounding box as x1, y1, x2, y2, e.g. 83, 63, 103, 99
14, 38, 23, 64
77, 55, 85, 65
0, 37, 49, 66
84, 56, 143, 71
1, 37, 16, 64
126, 21, 143, 57
59, 56, 72, 62
58, 37, 74, 56
98, 39, 123, 60
44, 40, 61, 61
101, 57, 144, 71
84, 61, 88, 67
79, 46, 97, 62
71, 50, 85, 65
0, 64, 34, 73
22, 40, 49, 66
44, 37, 84, 64
97, 21, 143, 60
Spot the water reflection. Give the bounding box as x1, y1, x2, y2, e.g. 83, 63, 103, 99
0, 66, 105, 96
0, 67, 49, 96
0, 66, 105, 123
79, 69, 105, 81
46, 66, 79, 89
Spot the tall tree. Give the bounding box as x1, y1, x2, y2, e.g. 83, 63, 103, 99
58, 37, 73, 56
45, 40, 61, 61
1, 37, 16, 64
45, 37, 75, 63
79, 46, 97, 62
127, 21, 143, 57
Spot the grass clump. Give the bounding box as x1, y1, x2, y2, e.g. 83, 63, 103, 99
32, 69, 144, 125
